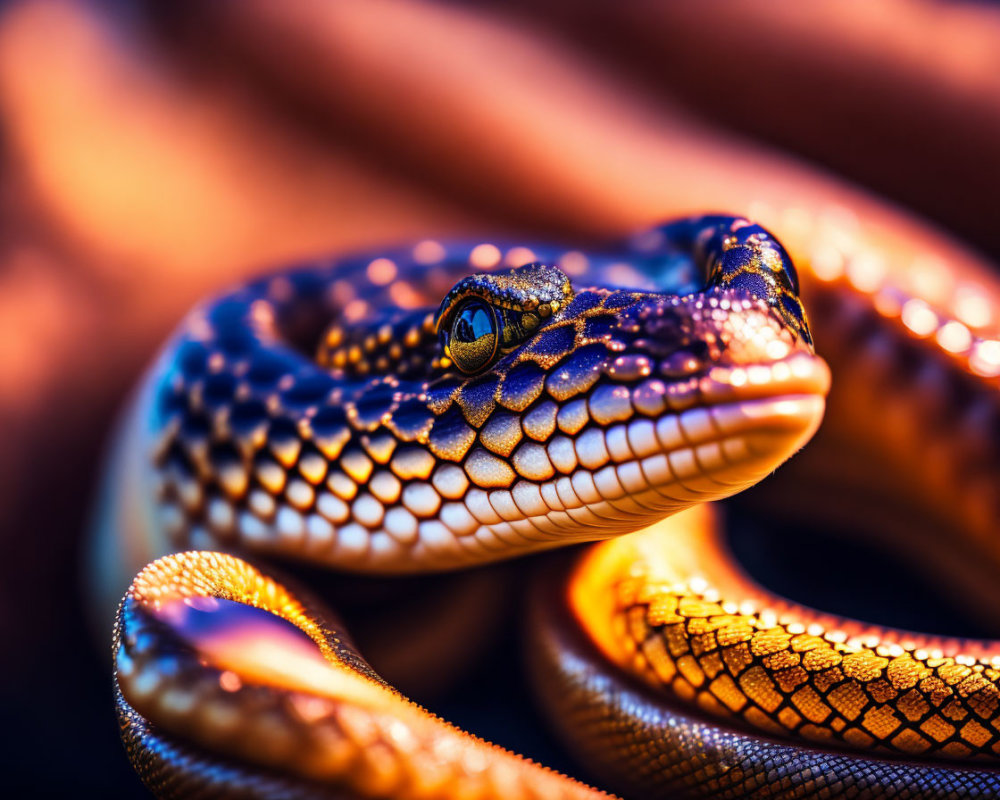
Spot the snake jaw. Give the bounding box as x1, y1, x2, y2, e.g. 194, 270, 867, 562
364, 286, 829, 563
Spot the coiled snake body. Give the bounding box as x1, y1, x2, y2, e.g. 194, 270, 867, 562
95, 215, 1000, 798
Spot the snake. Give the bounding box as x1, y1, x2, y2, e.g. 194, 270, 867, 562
93, 213, 1000, 799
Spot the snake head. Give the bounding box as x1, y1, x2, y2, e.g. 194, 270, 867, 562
149, 216, 828, 572
372, 216, 829, 560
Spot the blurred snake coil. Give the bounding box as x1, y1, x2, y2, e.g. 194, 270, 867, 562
95, 214, 1000, 799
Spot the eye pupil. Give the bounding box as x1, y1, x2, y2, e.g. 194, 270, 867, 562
454, 302, 493, 342
450, 299, 498, 373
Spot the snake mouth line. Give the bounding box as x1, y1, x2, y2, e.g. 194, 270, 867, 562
477, 391, 827, 540
300, 392, 827, 572
177, 352, 829, 572
428, 349, 829, 558
150, 347, 829, 574
697, 351, 830, 405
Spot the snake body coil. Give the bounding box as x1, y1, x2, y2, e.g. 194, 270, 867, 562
96, 215, 1000, 798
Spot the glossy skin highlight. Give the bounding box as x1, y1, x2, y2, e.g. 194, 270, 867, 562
116, 552, 604, 800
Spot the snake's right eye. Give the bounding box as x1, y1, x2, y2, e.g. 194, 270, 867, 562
448, 298, 499, 374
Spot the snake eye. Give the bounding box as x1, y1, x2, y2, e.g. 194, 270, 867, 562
449, 299, 499, 373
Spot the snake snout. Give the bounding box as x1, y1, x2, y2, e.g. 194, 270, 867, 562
516, 290, 831, 542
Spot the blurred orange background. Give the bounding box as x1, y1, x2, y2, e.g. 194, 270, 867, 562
2, 0, 1000, 793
